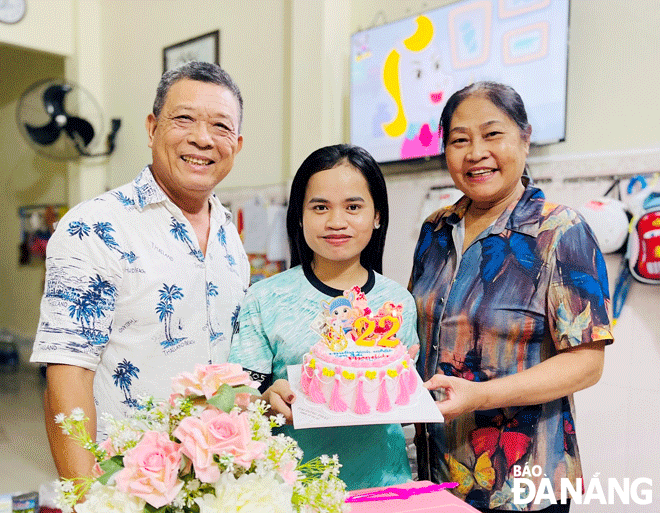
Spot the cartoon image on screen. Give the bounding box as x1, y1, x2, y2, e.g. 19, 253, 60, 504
350, 0, 569, 164
381, 16, 453, 161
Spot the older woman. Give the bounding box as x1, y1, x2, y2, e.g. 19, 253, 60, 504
409, 82, 613, 512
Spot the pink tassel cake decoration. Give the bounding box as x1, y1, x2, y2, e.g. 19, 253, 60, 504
300, 366, 312, 394
406, 366, 417, 393
376, 372, 391, 412
354, 376, 371, 414
395, 373, 411, 405
329, 376, 348, 412
308, 370, 326, 404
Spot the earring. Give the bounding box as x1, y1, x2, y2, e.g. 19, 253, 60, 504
374, 221, 381, 229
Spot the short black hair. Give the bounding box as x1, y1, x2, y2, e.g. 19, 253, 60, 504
286, 144, 389, 274
153, 61, 243, 131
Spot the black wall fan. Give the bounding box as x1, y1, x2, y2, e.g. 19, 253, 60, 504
16, 79, 121, 161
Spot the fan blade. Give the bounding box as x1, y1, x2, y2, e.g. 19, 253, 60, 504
42, 84, 71, 117
24, 119, 62, 146
65, 116, 95, 148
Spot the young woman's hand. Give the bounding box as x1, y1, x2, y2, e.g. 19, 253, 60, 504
261, 379, 296, 424
407, 343, 420, 361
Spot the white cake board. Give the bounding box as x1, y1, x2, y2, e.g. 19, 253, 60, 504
287, 365, 444, 429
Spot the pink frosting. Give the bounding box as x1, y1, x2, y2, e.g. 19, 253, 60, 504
300, 321, 419, 414
311, 341, 406, 368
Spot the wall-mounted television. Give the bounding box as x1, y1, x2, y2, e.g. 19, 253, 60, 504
350, 0, 569, 165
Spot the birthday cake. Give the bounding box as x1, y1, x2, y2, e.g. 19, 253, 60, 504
300, 287, 418, 414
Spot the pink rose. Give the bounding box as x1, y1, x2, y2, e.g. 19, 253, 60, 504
92, 437, 118, 477
277, 459, 299, 486
174, 408, 266, 483
98, 437, 117, 458
203, 409, 266, 468
170, 370, 204, 401
114, 431, 183, 508
170, 364, 260, 403
173, 415, 219, 483
196, 363, 260, 399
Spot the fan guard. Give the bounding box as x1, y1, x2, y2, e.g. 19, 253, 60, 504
16, 78, 119, 161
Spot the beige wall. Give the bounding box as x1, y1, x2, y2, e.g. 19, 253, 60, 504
99, 0, 287, 190
0, 0, 73, 55
0, 44, 66, 338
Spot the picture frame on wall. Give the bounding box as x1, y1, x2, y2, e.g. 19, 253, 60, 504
163, 30, 220, 73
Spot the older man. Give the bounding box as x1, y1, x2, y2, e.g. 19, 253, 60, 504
30, 62, 249, 479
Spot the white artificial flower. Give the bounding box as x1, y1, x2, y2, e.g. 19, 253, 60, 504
195, 473, 294, 513
172, 491, 186, 509
73, 482, 145, 513
52, 481, 74, 513
70, 408, 86, 421
54, 413, 66, 424
60, 481, 75, 493
185, 479, 201, 491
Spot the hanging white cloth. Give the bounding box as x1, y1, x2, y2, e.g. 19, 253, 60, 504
266, 203, 288, 263
241, 196, 269, 253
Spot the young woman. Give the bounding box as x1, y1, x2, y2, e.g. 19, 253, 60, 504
410, 82, 613, 512
228, 144, 418, 491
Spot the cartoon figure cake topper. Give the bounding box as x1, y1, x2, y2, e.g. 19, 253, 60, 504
326, 295, 355, 335
315, 287, 403, 351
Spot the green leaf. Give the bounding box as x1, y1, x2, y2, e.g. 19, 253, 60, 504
206, 384, 261, 412
230, 385, 261, 397
207, 383, 236, 412
96, 455, 124, 485
144, 503, 169, 513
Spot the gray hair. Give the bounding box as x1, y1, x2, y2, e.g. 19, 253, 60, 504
152, 61, 243, 132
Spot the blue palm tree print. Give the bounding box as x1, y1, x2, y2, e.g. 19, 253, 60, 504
93, 222, 137, 263
135, 182, 157, 209
156, 284, 184, 348
67, 220, 90, 240
112, 190, 135, 207
112, 359, 140, 408
218, 226, 238, 270
170, 218, 204, 261
206, 282, 224, 342
231, 302, 241, 335
66, 274, 116, 345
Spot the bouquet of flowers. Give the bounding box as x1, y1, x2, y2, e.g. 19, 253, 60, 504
53, 363, 348, 513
